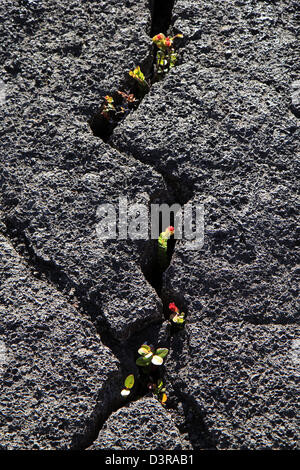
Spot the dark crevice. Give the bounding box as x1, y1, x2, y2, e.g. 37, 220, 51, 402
2, 217, 128, 361
150, 0, 175, 36
1, 219, 136, 450
139, 175, 194, 299
74, 319, 176, 449
89, 0, 179, 143
2, 218, 192, 448
3, 0, 198, 450
88, 0, 193, 304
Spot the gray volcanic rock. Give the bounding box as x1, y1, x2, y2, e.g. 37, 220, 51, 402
166, 321, 300, 449
0, 0, 165, 341
173, 0, 299, 94
1, 153, 164, 341
0, 235, 120, 449
110, 1, 300, 450
88, 396, 192, 450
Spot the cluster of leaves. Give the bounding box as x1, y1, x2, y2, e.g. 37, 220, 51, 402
128, 66, 150, 96
101, 91, 137, 123
148, 378, 167, 405
158, 225, 174, 269
169, 302, 185, 327
121, 344, 169, 405
152, 33, 183, 80
136, 344, 169, 367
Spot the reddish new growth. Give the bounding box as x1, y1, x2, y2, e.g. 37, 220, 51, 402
169, 302, 179, 313
169, 302, 185, 326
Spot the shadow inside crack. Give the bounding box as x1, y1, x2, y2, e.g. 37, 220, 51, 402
89, 0, 179, 143
149, 0, 175, 36
179, 394, 217, 450
140, 211, 176, 297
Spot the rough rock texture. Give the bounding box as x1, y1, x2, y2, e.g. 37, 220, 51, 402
0, 235, 120, 449
113, 66, 299, 327
0, 0, 299, 450
111, 0, 300, 450
166, 322, 299, 449
1, 156, 164, 341
0, 0, 164, 341
89, 397, 192, 450
173, 0, 299, 92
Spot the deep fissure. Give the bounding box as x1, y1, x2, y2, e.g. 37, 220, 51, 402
2, 0, 201, 450
82, 0, 200, 448
89, 0, 180, 143
1, 217, 195, 449
89, 0, 191, 298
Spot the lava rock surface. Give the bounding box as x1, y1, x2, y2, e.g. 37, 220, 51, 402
0, 0, 299, 450
89, 396, 192, 450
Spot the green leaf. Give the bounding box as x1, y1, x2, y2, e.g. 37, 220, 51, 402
151, 355, 164, 366
138, 344, 151, 355
124, 374, 134, 389
157, 379, 163, 390
136, 356, 151, 367
155, 348, 169, 359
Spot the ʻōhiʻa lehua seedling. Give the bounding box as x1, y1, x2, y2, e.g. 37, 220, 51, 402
158, 225, 174, 270
149, 378, 168, 406
169, 302, 185, 327
136, 344, 169, 367
152, 33, 183, 80
121, 374, 135, 397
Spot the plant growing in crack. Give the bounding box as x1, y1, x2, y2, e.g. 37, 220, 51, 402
158, 225, 174, 270
101, 95, 116, 121
121, 374, 135, 397
152, 33, 183, 80
101, 92, 138, 123
148, 378, 168, 406
129, 65, 150, 96
169, 302, 185, 327
136, 344, 169, 367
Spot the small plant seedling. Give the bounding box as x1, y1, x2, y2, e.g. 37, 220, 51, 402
136, 344, 169, 368
101, 91, 138, 122
129, 66, 150, 95
101, 95, 116, 121
152, 33, 183, 80
148, 378, 168, 405
121, 374, 135, 397
158, 225, 174, 269
117, 90, 137, 104
169, 302, 185, 326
